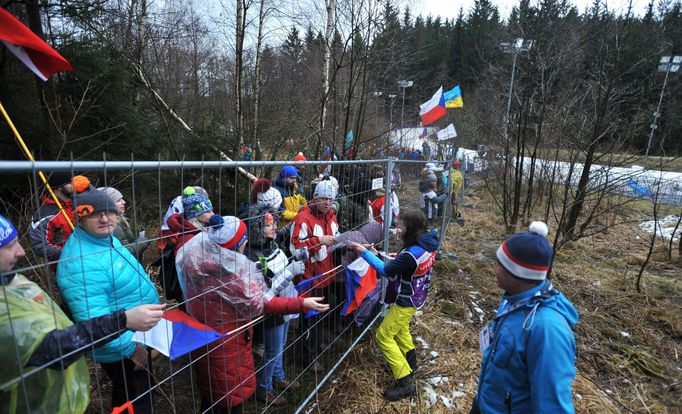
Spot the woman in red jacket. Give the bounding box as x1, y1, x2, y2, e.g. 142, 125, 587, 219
176, 215, 328, 414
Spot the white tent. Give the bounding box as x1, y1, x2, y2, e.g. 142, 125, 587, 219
388, 127, 438, 152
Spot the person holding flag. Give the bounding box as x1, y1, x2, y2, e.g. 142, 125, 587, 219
57, 189, 161, 414
0, 213, 164, 414
351, 209, 439, 401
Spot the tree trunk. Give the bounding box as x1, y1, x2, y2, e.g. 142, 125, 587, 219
234, 0, 247, 157
318, 0, 335, 151
251, 0, 266, 157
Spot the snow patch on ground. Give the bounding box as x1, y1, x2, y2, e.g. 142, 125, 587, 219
639, 216, 681, 241
415, 336, 430, 349
421, 376, 467, 409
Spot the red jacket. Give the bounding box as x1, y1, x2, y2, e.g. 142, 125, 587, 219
369, 196, 385, 224
177, 235, 304, 408
289, 205, 339, 290
29, 196, 75, 262
166, 213, 201, 255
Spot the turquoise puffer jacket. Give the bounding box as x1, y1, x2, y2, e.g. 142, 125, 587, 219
57, 227, 160, 363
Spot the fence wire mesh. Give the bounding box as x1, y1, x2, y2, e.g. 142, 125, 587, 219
0, 157, 462, 414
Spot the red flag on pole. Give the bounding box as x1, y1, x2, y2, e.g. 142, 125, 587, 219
0, 7, 73, 80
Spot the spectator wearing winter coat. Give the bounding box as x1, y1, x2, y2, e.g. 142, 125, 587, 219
156, 186, 212, 304
158, 186, 209, 251
0, 214, 164, 414
290, 180, 339, 371
242, 204, 308, 406
56, 190, 161, 414
237, 178, 283, 217
29, 172, 90, 263
175, 215, 328, 413
273, 165, 308, 227
418, 169, 447, 222
98, 186, 150, 262
471, 222, 579, 414
165, 186, 214, 256
352, 210, 439, 401
422, 140, 431, 160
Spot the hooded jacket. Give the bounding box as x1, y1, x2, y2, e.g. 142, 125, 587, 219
273, 172, 307, 226
475, 280, 579, 414
290, 204, 339, 290
57, 227, 160, 363
166, 213, 202, 255
175, 232, 305, 408
360, 230, 439, 309
243, 204, 299, 328
30, 196, 75, 262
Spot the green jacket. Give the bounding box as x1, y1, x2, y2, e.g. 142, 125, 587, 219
0, 274, 90, 414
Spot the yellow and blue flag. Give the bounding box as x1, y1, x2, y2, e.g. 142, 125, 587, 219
444, 85, 464, 108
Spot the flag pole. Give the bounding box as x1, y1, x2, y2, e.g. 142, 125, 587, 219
0, 99, 74, 230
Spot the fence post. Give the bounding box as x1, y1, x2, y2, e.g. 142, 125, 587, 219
381, 158, 394, 306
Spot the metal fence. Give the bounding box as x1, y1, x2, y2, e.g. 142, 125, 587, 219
0, 157, 460, 414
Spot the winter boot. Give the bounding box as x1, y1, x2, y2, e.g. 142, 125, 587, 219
384, 373, 416, 401
405, 349, 418, 372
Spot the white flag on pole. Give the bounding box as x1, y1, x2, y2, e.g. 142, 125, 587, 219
437, 123, 457, 141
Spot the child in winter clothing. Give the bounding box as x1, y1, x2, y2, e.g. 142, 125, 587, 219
352, 210, 439, 401
471, 222, 579, 414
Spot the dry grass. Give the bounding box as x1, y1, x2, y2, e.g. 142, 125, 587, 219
309, 180, 682, 414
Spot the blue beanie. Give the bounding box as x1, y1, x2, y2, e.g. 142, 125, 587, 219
496, 221, 553, 281
0, 215, 18, 248
182, 186, 213, 219
281, 166, 298, 178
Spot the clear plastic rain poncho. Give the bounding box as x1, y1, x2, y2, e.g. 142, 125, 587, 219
0, 274, 90, 414
176, 232, 273, 325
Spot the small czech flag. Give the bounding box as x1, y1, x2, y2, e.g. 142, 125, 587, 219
132, 309, 224, 360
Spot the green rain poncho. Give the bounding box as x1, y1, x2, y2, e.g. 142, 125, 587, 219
0, 274, 89, 414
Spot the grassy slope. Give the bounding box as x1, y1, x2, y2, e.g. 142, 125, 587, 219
312, 180, 681, 414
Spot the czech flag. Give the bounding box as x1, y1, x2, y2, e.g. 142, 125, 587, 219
132, 309, 224, 360
444, 85, 464, 108
0, 7, 73, 80
419, 86, 447, 126
342, 257, 378, 316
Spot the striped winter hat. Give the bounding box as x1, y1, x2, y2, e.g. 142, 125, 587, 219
208, 215, 248, 251
496, 221, 553, 281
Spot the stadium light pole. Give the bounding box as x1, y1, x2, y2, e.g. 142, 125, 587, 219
500, 38, 533, 141
645, 55, 681, 157
397, 80, 413, 149
373, 90, 383, 129
388, 94, 397, 150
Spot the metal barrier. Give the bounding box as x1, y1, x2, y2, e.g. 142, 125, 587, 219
1, 158, 423, 414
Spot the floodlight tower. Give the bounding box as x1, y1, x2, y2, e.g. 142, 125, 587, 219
645, 55, 681, 157
397, 80, 413, 148
500, 38, 534, 141
388, 93, 397, 149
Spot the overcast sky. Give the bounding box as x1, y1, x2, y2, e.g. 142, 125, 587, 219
414, 0, 650, 20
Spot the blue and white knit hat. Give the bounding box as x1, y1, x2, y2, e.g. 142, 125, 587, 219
0, 215, 18, 248
496, 221, 553, 281
182, 186, 213, 219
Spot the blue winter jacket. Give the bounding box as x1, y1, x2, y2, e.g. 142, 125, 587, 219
57, 227, 160, 363
476, 280, 579, 414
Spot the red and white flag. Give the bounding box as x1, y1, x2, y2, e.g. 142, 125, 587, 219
419, 86, 447, 126
0, 7, 73, 80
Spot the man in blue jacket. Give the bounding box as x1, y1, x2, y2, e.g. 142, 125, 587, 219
57, 189, 160, 414
472, 221, 579, 414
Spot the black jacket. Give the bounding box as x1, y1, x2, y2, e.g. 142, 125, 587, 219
27, 310, 128, 370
